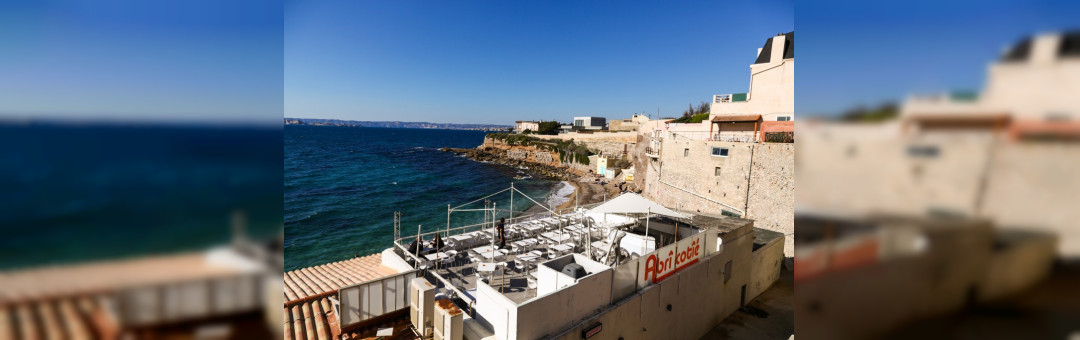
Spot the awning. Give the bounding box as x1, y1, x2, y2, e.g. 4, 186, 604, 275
587, 193, 691, 219
711, 114, 762, 123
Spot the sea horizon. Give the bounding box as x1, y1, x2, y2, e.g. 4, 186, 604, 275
283, 125, 567, 271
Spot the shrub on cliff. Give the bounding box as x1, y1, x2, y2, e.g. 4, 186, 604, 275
537, 121, 561, 135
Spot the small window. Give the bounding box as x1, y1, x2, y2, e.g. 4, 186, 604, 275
907, 145, 939, 158
724, 260, 733, 283
714, 167, 722, 176
711, 147, 729, 157
777, 116, 792, 121
684, 148, 689, 157
1046, 112, 1071, 122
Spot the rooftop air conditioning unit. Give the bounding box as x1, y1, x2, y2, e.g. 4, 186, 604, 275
562, 263, 587, 279
432, 298, 463, 340
410, 277, 436, 337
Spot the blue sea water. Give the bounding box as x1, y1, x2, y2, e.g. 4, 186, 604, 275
285, 125, 558, 271
0, 124, 283, 270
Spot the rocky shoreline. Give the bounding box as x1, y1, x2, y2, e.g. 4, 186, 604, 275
440, 146, 623, 210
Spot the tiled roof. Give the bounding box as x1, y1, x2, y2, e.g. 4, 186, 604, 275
283, 253, 396, 302
0, 296, 117, 340
283, 253, 411, 340
284, 295, 415, 340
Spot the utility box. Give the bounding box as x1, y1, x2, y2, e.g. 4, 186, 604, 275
409, 277, 436, 337
433, 298, 463, 340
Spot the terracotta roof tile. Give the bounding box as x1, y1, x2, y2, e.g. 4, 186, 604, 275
283, 297, 415, 340
1, 297, 110, 340
283, 253, 398, 302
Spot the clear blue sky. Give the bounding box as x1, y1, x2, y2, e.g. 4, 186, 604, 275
0, 0, 283, 125
285, 0, 793, 125
797, 0, 1079, 117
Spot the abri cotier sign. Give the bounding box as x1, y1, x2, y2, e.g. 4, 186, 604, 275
637, 231, 708, 287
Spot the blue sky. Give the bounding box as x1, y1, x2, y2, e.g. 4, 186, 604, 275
797, 0, 1079, 117
285, 0, 794, 125
0, 0, 283, 125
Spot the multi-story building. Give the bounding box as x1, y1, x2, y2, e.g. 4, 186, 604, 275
901, 31, 1080, 139
633, 32, 797, 256
798, 30, 1080, 256
710, 31, 795, 143
514, 120, 540, 133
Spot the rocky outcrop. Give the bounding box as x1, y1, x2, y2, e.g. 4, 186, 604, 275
440, 146, 582, 181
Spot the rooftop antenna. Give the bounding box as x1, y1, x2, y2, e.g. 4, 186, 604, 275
231, 210, 247, 248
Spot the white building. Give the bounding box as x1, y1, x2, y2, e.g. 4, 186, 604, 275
572, 116, 606, 130
901, 30, 1080, 139
514, 121, 540, 133
709, 31, 796, 142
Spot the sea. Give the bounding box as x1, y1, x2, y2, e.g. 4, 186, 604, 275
285, 125, 566, 271
0, 123, 283, 271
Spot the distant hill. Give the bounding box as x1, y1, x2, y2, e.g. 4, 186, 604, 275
284, 118, 511, 131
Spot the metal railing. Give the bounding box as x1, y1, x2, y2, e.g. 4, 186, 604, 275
713, 93, 748, 103
644, 147, 660, 157
709, 133, 759, 143
667, 131, 760, 143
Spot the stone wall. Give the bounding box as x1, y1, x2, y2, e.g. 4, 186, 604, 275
507, 149, 529, 160
639, 132, 795, 256
530, 132, 638, 159
746, 144, 795, 255
535, 151, 554, 163
798, 125, 1080, 255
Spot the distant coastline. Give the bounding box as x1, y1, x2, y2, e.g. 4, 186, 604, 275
284, 117, 510, 131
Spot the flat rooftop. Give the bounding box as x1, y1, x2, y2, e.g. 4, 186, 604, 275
413, 212, 739, 305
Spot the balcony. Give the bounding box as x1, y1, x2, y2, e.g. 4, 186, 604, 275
645, 147, 660, 158
713, 93, 748, 104
708, 133, 759, 143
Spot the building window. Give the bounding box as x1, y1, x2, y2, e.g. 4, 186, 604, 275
724, 260, 733, 283
777, 116, 792, 121
711, 147, 729, 157
714, 167, 722, 176
684, 148, 689, 157
907, 145, 939, 158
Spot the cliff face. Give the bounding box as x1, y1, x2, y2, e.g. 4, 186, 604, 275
528, 131, 638, 158
442, 138, 582, 181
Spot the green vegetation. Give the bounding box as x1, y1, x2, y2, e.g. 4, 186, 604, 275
672, 101, 710, 123
839, 102, 898, 122
764, 131, 794, 143
485, 133, 592, 165
537, 121, 562, 135
671, 113, 710, 124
